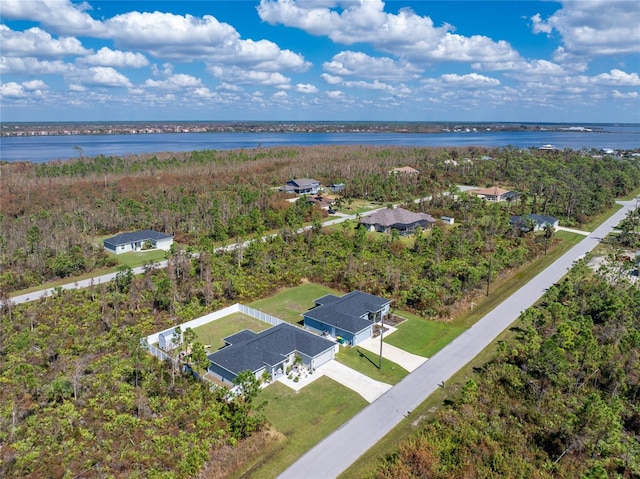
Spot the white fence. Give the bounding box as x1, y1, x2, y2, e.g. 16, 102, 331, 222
238, 304, 284, 327
142, 303, 286, 359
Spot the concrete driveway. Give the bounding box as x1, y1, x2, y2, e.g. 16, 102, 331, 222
320, 361, 392, 403
357, 336, 428, 372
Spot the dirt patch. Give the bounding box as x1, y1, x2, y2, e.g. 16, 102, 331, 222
385, 314, 405, 327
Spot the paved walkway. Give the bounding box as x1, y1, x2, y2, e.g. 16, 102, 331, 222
357, 331, 428, 372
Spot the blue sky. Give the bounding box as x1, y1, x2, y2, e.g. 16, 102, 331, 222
1, 0, 639, 123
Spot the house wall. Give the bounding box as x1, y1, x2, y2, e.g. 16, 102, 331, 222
155, 237, 173, 251
352, 326, 373, 346
303, 316, 330, 336
208, 363, 237, 385
298, 346, 336, 370
104, 242, 134, 255
103, 243, 119, 254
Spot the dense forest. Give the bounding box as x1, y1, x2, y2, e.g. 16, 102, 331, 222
1, 145, 640, 477
2, 145, 640, 293
376, 263, 640, 478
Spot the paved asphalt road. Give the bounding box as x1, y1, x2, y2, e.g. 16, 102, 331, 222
8, 197, 637, 478
278, 198, 637, 479
9, 208, 381, 305
10, 262, 167, 305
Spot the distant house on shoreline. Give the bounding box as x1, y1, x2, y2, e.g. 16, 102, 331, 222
103, 229, 173, 254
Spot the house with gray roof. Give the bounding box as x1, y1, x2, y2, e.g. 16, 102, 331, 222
207, 322, 338, 385
281, 178, 320, 195
360, 207, 436, 235
103, 229, 173, 254
509, 214, 559, 232
303, 291, 391, 346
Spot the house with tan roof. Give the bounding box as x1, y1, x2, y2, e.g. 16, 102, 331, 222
360, 207, 436, 235
470, 186, 517, 202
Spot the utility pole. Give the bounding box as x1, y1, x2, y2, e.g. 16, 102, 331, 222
378, 313, 384, 370
486, 257, 492, 296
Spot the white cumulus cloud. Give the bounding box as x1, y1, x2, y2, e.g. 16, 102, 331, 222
0, 56, 71, 75
78, 66, 132, 87
22, 79, 48, 91
531, 1, 640, 56
323, 51, 421, 81
0, 0, 107, 36
0, 25, 89, 57
81, 47, 149, 68
296, 83, 318, 94
592, 69, 640, 86
0, 82, 26, 98
440, 73, 500, 87
144, 73, 203, 90
258, 0, 520, 64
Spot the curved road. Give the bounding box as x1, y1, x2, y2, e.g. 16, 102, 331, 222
278, 198, 638, 479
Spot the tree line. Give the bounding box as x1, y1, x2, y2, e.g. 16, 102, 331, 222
376, 263, 640, 478
2, 145, 639, 293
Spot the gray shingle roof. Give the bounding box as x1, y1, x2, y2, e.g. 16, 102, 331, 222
208, 322, 335, 375
103, 229, 172, 247
287, 178, 319, 188
305, 291, 390, 334
360, 208, 435, 229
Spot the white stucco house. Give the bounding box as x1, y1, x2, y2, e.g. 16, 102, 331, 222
103, 229, 173, 254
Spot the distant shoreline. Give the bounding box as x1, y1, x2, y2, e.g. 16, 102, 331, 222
0, 121, 616, 138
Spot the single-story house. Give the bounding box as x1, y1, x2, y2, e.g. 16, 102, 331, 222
303, 291, 391, 347
207, 322, 338, 385
510, 214, 559, 232
470, 187, 517, 202
306, 195, 333, 210
158, 327, 182, 351
281, 178, 320, 195
329, 183, 345, 193
389, 166, 420, 175
360, 207, 436, 235
103, 229, 173, 254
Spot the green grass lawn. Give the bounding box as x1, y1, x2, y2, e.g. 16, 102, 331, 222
113, 249, 168, 267
235, 378, 368, 479
190, 313, 271, 349
387, 311, 467, 358
248, 283, 341, 324
336, 345, 408, 384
